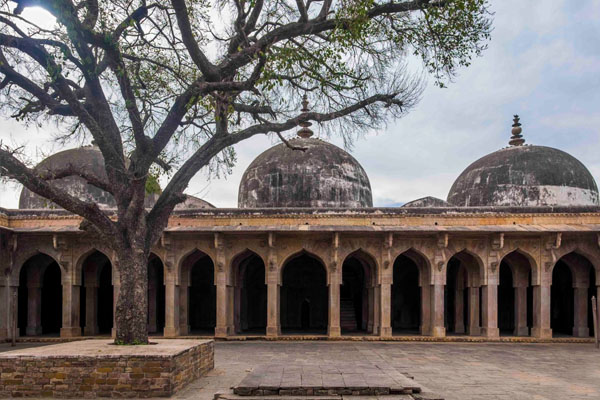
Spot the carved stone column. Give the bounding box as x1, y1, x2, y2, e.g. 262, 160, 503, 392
328, 273, 341, 337
84, 285, 98, 336
215, 271, 229, 338
379, 280, 392, 337
420, 284, 431, 335
514, 285, 528, 336
178, 284, 189, 335
266, 233, 280, 337
26, 285, 42, 336
532, 284, 552, 338
163, 275, 180, 337
481, 283, 498, 338
573, 286, 589, 337
61, 279, 81, 337
468, 286, 481, 336
430, 283, 445, 337
454, 285, 465, 334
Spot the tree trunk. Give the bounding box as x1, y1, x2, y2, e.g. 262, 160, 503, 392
114, 245, 149, 344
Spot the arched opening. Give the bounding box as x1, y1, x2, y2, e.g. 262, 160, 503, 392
281, 252, 327, 334
18, 253, 62, 336
391, 252, 422, 334
341, 251, 375, 334
179, 250, 216, 334
148, 255, 165, 335
552, 252, 596, 337
498, 251, 534, 336
233, 251, 267, 334
445, 251, 481, 335
79, 251, 113, 336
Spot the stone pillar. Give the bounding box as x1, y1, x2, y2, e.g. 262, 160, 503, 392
573, 286, 589, 337
468, 286, 481, 335
0, 283, 12, 339
179, 285, 189, 335
532, 284, 552, 338
84, 285, 98, 336
328, 273, 341, 337
26, 285, 42, 336
454, 287, 465, 334
112, 283, 120, 338
420, 284, 431, 335
514, 285, 528, 336
163, 277, 180, 337
147, 282, 157, 333
379, 282, 392, 337
215, 271, 229, 338
266, 279, 280, 337
373, 285, 381, 335
481, 283, 499, 338
430, 283, 445, 337
61, 281, 81, 337
367, 286, 375, 333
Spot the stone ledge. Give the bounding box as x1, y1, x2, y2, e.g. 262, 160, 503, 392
0, 339, 214, 398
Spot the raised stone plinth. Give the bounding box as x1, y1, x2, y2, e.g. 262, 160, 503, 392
0, 339, 213, 398
232, 362, 442, 398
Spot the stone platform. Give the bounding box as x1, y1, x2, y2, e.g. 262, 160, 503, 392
0, 339, 213, 398
231, 362, 442, 398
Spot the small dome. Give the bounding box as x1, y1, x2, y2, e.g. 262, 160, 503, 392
447, 117, 599, 207
238, 137, 372, 208
403, 197, 450, 207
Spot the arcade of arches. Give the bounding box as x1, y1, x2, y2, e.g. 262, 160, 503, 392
2, 220, 600, 340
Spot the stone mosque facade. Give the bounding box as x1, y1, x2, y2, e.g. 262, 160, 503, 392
1, 116, 600, 340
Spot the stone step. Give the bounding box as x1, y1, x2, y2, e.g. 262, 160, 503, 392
215, 391, 436, 400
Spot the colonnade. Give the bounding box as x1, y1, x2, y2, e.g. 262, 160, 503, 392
1, 235, 599, 341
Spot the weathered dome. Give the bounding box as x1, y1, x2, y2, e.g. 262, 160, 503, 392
403, 197, 450, 208
447, 117, 599, 207
19, 145, 120, 209
238, 137, 372, 208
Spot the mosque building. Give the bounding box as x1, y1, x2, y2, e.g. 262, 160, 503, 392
0, 115, 599, 340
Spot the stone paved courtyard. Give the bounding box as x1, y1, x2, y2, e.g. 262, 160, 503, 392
178, 341, 600, 400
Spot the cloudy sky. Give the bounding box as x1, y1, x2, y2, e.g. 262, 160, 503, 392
1, 0, 599, 208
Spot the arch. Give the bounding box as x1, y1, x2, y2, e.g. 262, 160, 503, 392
178, 249, 216, 334
280, 249, 328, 282
175, 247, 216, 285
280, 250, 328, 334
340, 249, 377, 334
496, 250, 535, 336
147, 254, 165, 334
551, 251, 596, 337
78, 250, 113, 336
73, 246, 113, 286
445, 250, 482, 336
12, 248, 63, 285
231, 249, 267, 334
392, 249, 430, 335
18, 253, 62, 336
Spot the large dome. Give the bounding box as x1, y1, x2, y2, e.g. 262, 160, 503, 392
19, 145, 120, 209
238, 137, 372, 208
447, 117, 599, 207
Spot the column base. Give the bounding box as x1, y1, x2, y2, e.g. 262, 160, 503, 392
163, 327, 180, 337
179, 325, 190, 336
379, 326, 392, 338
514, 326, 529, 336
454, 324, 465, 334
419, 325, 431, 336
481, 327, 499, 338
60, 327, 82, 338
531, 327, 552, 339
468, 326, 481, 336
573, 327, 590, 338
266, 326, 280, 337
84, 326, 98, 336
431, 326, 446, 337
112, 327, 117, 338
328, 326, 341, 338
215, 326, 229, 338
26, 326, 42, 336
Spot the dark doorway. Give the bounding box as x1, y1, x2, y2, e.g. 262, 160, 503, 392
234, 252, 267, 334
341, 257, 364, 333
445, 258, 467, 334
80, 251, 113, 336
498, 262, 514, 333
551, 261, 573, 336
18, 254, 62, 336
189, 256, 216, 333
148, 256, 165, 334
589, 268, 597, 337
281, 253, 327, 334
392, 254, 420, 334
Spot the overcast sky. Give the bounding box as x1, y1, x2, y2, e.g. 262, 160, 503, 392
1, 0, 599, 208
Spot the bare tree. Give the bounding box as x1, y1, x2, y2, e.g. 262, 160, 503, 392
0, 0, 491, 344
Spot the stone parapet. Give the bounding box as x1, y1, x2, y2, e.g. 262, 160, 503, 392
0, 339, 213, 398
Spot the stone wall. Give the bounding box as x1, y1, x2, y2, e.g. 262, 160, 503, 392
0, 339, 213, 398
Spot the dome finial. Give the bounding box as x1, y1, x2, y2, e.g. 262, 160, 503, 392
297, 94, 313, 138
509, 114, 525, 146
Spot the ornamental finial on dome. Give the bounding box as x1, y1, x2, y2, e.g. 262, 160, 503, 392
297, 94, 313, 138
509, 114, 525, 146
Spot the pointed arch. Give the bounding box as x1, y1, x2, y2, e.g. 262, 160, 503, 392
340, 249, 377, 334
231, 249, 267, 334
